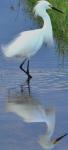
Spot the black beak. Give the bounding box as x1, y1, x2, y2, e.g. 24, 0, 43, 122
53, 133, 68, 144
52, 6, 64, 14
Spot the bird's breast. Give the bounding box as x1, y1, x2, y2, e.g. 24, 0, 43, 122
20, 34, 43, 58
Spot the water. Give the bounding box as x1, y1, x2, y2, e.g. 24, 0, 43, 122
0, 0, 68, 150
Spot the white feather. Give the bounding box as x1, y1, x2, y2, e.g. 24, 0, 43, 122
2, 0, 54, 59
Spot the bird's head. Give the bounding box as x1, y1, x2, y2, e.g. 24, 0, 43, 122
33, 0, 64, 17
39, 133, 68, 149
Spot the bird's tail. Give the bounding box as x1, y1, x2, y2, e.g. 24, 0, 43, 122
1, 44, 16, 57
1, 45, 11, 57
1, 44, 9, 57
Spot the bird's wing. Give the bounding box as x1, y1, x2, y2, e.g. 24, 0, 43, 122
2, 29, 42, 58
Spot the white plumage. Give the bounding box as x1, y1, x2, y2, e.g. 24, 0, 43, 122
2, 29, 44, 58
2, 0, 63, 78
2, 1, 54, 58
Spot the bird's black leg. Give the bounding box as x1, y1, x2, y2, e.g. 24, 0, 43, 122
27, 60, 32, 79
20, 58, 27, 74
20, 59, 32, 79
27, 60, 29, 75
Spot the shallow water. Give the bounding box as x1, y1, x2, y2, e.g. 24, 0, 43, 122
0, 0, 68, 150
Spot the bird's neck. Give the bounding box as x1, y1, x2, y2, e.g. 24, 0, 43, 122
41, 12, 54, 47
42, 12, 52, 31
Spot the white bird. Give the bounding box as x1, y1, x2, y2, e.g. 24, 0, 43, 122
2, 0, 63, 79
6, 89, 67, 149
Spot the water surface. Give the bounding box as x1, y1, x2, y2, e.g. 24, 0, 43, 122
0, 0, 68, 150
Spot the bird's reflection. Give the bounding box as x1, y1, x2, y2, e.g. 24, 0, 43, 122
20, 78, 31, 95
7, 83, 68, 149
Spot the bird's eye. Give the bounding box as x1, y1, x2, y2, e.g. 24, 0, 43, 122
49, 4, 52, 8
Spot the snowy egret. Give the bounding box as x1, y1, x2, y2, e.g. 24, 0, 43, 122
2, 0, 64, 79
7, 90, 67, 149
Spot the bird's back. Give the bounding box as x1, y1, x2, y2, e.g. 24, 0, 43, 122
2, 29, 43, 58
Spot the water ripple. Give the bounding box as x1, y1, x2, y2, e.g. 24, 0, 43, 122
0, 69, 68, 93
31, 69, 68, 93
